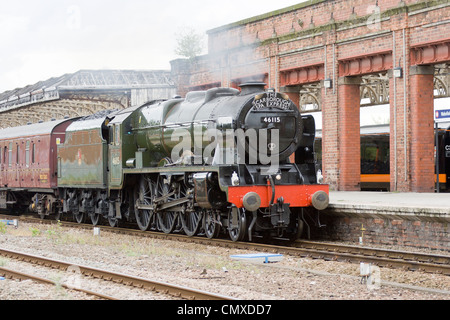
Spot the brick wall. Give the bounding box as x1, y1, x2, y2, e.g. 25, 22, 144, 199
172, 0, 450, 192
311, 214, 449, 251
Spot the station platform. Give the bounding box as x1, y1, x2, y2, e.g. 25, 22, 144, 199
327, 192, 450, 223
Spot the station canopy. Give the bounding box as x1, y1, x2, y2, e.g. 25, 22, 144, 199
0, 70, 176, 129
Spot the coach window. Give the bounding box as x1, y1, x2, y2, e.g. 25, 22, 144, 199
32, 143, 36, 164
16, 145, 20, 165
26, 141, 30, 167
8, 143, 12, 167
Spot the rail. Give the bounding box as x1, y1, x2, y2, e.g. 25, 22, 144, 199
2, 214, 449, 276
0, 247, 236, 300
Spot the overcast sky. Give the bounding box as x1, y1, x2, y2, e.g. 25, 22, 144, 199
0, 0, 306, 93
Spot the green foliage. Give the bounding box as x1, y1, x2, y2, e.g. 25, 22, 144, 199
0, 222, 6, 234
174, 27, 204, 60
29, 227, 41, 237
46, 220, 63, 241
0, 257, 8, 267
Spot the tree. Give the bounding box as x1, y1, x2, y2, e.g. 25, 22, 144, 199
174, 27, 204, 60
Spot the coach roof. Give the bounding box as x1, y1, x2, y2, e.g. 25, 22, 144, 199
0, 118, 73, 140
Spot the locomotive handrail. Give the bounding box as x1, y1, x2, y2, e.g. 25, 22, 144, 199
251, 109, 296, 113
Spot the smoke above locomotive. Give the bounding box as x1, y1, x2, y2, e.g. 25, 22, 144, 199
132, 82, 303, 173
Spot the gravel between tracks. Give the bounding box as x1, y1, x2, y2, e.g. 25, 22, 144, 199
0, 221, 449, 300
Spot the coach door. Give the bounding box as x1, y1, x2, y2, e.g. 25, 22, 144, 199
15, 143, 21, 187
3, 146, 9, 186
8, 143, 12, 186
0, 146, 4, 186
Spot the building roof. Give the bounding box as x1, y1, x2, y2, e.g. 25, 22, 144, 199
0, 70, 175, 111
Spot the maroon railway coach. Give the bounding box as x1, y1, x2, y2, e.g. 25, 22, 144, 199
0, 119, 75, 215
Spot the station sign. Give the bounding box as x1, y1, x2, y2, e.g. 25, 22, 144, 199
435, 109, 450, 121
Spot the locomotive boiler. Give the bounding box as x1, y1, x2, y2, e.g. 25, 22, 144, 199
132, 83, 301, 167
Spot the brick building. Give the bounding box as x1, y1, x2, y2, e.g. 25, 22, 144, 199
170, 0, 450, 193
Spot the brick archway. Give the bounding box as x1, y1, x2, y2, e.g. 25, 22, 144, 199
332, 52, 394, 191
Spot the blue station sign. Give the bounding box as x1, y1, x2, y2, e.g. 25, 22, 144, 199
435, 109, 450, 120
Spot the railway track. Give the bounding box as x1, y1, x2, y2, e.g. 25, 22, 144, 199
0, 247, 235, 300
292, 240, 450, 275
0, 265, 117, 300
2, 214, 450, 276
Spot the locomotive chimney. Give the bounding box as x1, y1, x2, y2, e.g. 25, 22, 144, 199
239, 82, 266, 95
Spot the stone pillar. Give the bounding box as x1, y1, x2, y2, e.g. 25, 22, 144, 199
338, 76, 362, 191
409, 65, 435, 193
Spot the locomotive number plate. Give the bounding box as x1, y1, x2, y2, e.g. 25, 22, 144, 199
261, 117, 283, 124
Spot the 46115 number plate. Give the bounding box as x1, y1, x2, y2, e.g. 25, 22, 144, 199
261, 117, 282, 123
